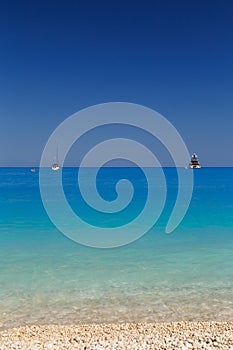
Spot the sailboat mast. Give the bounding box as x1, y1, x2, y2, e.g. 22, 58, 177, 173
56, 145, 59, 164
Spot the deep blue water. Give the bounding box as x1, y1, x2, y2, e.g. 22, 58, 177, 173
0, 167, 233, 329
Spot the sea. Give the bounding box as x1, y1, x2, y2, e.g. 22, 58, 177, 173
0, 167, 233, 330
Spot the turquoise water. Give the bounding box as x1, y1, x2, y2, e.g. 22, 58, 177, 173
0, 167, 233, 329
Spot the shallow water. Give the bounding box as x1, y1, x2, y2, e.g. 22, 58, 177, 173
0, 167, 233, 329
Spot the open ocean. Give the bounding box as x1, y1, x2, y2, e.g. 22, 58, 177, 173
0, 167, 233, 329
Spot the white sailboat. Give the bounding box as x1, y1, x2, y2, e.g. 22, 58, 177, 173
189, 153, 201, 169
51, 146, 60, 171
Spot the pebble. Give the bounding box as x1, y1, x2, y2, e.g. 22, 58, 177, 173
0, 321, 232, 349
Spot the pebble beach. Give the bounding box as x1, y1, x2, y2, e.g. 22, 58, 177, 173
0, 322, 233, 350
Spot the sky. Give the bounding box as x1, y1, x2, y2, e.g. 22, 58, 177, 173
0, 0, 233, 166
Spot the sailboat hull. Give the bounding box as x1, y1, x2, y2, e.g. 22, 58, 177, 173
189, 164, 201, 169
51, 164, 60, 171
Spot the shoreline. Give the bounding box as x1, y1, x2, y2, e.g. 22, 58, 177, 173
0, 322, 233, 349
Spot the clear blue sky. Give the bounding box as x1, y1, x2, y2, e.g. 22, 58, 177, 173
1, 0, 232, 166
